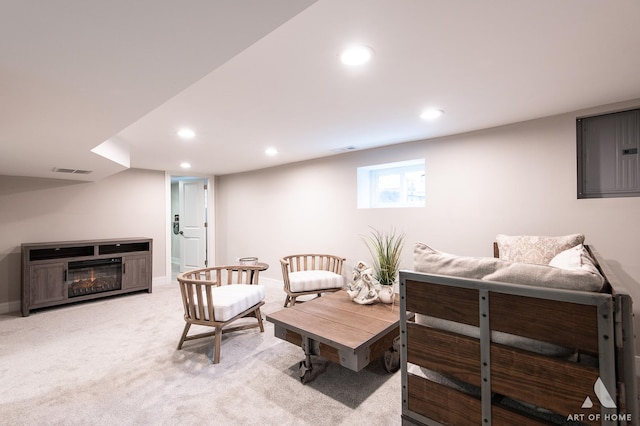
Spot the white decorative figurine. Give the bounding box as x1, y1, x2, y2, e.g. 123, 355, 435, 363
347, 261, 380, 305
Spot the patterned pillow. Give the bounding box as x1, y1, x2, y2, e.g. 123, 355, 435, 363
495, 234, 585, 265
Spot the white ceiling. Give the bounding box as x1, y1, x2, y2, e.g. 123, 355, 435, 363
2, 0, 640, 181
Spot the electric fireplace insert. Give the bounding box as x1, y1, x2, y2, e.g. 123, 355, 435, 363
67, 258, 122, 298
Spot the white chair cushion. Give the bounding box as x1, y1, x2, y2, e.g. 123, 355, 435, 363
197, 284, 265, 322
289, 270, 344, 292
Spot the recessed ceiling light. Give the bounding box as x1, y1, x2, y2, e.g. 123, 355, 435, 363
177, 128, 195, 139
265, 147, 278, 157
180, 162, 191, 169
340, 45, 374, 67
420, 109, 444, 121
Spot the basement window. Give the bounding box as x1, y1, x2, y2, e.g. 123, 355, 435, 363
357, 159, 425, 208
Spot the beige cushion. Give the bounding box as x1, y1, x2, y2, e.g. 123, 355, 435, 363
289, 270, 344, 292
495, 233, 585, 264
414, 243, 503, 279
414, 242, 604, 292
482, 260, 604, 292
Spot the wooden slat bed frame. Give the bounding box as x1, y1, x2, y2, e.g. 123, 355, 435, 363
400, 245, 638, 426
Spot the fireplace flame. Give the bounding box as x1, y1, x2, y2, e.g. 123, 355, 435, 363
68, 263, 121, 297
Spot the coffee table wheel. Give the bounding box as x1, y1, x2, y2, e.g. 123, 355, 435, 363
383, 335, 401, 373
383, 348, 400, 373
299, 360, 313, 383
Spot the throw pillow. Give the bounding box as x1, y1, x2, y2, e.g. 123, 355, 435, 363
495, 233, 585, 264
549, 244, 603, 278
548, 244, 583, 269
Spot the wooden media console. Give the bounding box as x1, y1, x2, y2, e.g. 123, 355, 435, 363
21, 238, 152, 316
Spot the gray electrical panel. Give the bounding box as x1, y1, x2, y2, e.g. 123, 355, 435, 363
577, 108, 640, 198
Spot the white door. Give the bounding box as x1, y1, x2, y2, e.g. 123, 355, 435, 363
178, 179, 207, 272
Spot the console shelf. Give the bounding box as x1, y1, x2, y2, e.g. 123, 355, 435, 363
21, 238, 152, 316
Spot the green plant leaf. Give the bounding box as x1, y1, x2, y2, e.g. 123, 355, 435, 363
362, 227, 405, 286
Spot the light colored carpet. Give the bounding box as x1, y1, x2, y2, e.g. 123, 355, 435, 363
0, 279, 401, 425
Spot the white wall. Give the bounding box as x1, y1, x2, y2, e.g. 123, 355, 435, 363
0, 168, 167, 312
216, 101, 640, 281
216, 100, 640, 349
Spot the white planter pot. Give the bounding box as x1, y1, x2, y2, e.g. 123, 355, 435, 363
378, 285, 395, 304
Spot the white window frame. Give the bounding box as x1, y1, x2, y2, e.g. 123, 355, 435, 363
357, 159, 425, 209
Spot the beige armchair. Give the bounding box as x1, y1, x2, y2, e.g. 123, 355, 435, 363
280, 254, 345, 307
177, 264, 266, 364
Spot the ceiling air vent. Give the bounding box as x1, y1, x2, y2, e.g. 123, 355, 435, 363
330, 145, 358, 153
52, 167, 93, 174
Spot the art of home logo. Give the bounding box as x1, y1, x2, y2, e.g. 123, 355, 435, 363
566, 377, 632, 423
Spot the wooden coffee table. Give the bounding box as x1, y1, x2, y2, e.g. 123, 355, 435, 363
266, 290, 407, 383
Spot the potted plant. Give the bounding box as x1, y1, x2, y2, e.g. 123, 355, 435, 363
363, 227, 405, 303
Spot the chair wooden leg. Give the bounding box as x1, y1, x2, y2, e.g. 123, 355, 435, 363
213, 326, 222, 364
284, 295, 291, 308
177, 322, 191, 350
255, 307, 264, 332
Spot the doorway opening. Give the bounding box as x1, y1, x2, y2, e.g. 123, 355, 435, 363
169, 175, 211, 281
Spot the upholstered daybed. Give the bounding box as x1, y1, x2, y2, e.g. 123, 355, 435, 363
399, 234, 638, 426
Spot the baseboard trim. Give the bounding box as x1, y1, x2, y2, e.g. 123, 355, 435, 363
257, 277, 282, 287
1, 276, 171, 315
153, 276, 169, 287
0, 300, 21, 315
